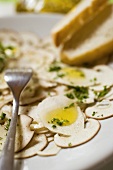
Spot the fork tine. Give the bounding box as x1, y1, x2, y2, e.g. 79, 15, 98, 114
4, 68, 33, 97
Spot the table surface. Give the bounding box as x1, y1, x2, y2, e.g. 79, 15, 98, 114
0, 2, 113, 170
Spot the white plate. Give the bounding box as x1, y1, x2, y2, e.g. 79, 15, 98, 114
0, 14, 113, 170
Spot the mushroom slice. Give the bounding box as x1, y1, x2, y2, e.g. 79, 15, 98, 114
47, 136, 54, 143
85, 100, 113, 119
20, 96, 45, 106
30, 123, 45, 131
37, 95, 84, 136
0, 95, 13, 109
35, 128, 50, 134
65, 86, 95, 104
54, 119, 100, 148
37, 141, 61, 156
45, 132, 55, 138
0, 29, 22, 46
20, 86, 47, 105
15, 115, 34, 152
16, 49, 55, 71
20, 32, 40, 49
101, 87, 113, 100
0, 114, 34, 152
0, 125, 7, 151
19, 106, 44, 126
0, 73, 8, 90
38, 79, 57, 88
15, 134, 47, 159
38, 65, 99, 87
94, 65, 113, 87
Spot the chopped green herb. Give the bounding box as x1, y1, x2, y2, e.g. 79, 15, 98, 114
74, 86, 88, 101
65, 92, 75, 99
98, 86, 109, 98
57, 73, 65, 78
0, 112, 6, 120
93, 86, 110, 100
64, 103, 74, 109
48, 65, 61, 72
90, 77, 97, 83
52, 124, 57, 129
54, 73, 65, 79
0, 137, 3, 140
68, 143, 72, 147
66, 86, 89, 102
80, 72, 85, 77
92, 111, 97, 116
50, 118, 69, 126
0, 42, 16, 72
5, 119, 11, 131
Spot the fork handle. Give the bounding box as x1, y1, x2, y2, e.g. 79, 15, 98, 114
0, 99, 19, 170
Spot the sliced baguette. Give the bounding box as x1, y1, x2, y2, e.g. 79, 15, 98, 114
60, 4, 113, 65
52, 0, 108, 46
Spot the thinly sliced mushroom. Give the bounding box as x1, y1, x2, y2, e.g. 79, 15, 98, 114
37, 141, 61, 156
38, 65, 100, 87
20, 96, 45, 106
65, 87, 95, 104
38, 79, 57, 88
20, 86, 47, 105
0, 73, 8, 90
0, 105, 12, 119
47, 136, 54, 143
0, 95, 13, 109
45, 132, 55, 138
85, 100, 113, 119
20, 32, 40, 50
0, 114, 34, 152
19, 106, 44, 125
37, 95, 84, 136
0, 125, 8, 151
35, 128, 50, 134
15, 134, 47, 159
15, 115, 34, 152
30, 123, 45, 131
54, 119, 100, 148
94, 65, 113, 87
102, 87, 113, 100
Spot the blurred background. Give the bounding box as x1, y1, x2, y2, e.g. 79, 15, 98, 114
0, 0, 80, 16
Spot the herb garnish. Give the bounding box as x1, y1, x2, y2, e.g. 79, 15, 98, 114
64, 103, 74, 109
65, 92, 75, 99
0, 137, 3, 140
90, 77, 97, 84
52, 124, 57, 129
50, 118, 69, 126
66, 86, 89, 102
0, 112, 6, 120
0, 42, 16, 72
97, 86, 109, 98
68, 143, 72, 147
92, 111, 97, 116
93, 86, 109, 99
5, 119, 11, 131
48, 65, 61, 72
54, 73, 65, 80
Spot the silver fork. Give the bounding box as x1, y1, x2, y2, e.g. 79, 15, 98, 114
0, 68, 32, 170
